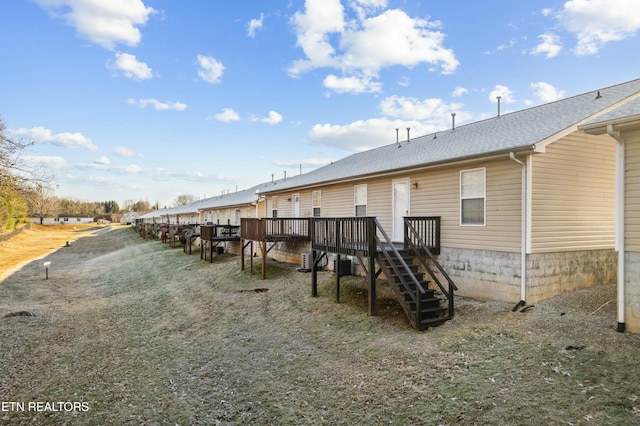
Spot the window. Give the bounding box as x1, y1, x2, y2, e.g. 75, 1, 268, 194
460, 168, 486, 226
271, 197, 278, 218
354, 184, 367, 216
312, 191, 321, 217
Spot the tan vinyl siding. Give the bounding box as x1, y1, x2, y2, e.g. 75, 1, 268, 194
531, 132, 615, 253
265, 158, 522, 252
409, 160, 522, 252
626, 128, 640, 251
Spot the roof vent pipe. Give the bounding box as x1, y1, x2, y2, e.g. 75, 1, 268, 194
451, 113, 456, 130
271, 173, 274, 183
396, 128, 399, 144
406, 127, 411, 142
300, 164, 302, 175
595, 90, 602, 99
497, 96, 501, 117
284, 170, 287, 180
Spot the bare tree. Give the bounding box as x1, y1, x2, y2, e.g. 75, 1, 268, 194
1, 118, 52, 230
173, 194, 196, 207
23, 185, 60, 224
0, 118, 52, 190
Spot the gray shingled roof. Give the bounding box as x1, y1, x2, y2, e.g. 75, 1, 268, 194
261, 78, 640, 193
580, 96, 640, 130
197, 176, 300, 210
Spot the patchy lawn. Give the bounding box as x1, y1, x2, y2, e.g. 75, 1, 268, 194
1, 226, 639, 425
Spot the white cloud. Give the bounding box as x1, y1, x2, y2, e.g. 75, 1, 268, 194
289, 1, 458, 94
309, 118, 433, 151
247, 13, 264, 38
531, 33, 562, 58
260, 111, 283, 125
541, 8, 553, 17
127, 98, 187, 111
452, 86, 468, 97
289, 0, 345, 75
308, 94, 471, 152
11, 126, 98, 151
36, 0, 155, 50
529, 82, 566, 103
94, 156, 111, 166
323, 74, 381, 94
213, 108, 240, 122
113, 146, 142, 157
114, 164, 145, 174
489, 85, 515, 103
272, 157, 335, 169
23, 155, 69, 170
558, 0, 640, 55
196, 54, 225, 84
109, 52, 153, 80
379, 96, 468, 124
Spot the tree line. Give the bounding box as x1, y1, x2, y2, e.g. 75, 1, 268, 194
0, 118, 153, 232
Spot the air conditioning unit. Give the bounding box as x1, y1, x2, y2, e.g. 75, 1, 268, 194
301, 252, 313, 271
334, 258, 352, 277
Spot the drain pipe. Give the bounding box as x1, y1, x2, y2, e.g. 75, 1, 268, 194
607, 124, 626, 332
510, 152, 528, 304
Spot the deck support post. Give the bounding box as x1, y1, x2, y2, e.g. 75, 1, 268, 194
250, 241, 254, 274
311, 250, 318, 297
335, 254, 341, 303
240, 239, 245, 271
261, 241, 267, 280
368, 255, 376, 316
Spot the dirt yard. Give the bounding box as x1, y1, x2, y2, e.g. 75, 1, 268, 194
1, 225, 639, 425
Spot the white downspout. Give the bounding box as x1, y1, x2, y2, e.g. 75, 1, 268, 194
510, 152, 527, 303
607, 124, 626, 332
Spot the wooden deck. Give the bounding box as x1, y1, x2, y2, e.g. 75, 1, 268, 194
200, 224, 240, 262
240, 218, 311, 278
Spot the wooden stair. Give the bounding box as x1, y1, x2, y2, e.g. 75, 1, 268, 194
377, 249, 449, 330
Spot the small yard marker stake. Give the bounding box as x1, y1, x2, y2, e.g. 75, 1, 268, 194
43, 261, 51, 280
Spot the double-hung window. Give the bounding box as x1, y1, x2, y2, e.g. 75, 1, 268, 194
460, 168, 486, 226
312, 191, 321, 217
354, 184, 367, 216
271, 197, 278, 218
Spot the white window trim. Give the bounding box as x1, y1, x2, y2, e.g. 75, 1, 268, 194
312, 190, 321, 217
354, 184, 367, 216
460, 167, 486, 227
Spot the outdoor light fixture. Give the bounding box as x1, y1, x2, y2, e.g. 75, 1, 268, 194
43, 261, 51, 280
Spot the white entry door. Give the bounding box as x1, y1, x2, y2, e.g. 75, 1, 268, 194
392, 179, 410, 242
292, 194, 300, 234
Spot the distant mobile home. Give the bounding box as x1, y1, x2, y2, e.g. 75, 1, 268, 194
30, 215, 94, 225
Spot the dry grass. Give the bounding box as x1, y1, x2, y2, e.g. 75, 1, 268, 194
0, 224, 106, 282
1, 226, 640, 425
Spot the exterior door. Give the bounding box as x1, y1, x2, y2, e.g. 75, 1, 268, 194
292, 194, 300, 217
392, 179, 410, 242
292, 194, 300, 234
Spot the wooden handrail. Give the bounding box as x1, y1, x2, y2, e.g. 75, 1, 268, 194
404, 219, 457, 317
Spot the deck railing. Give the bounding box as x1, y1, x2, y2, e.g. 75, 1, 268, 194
310, 216, 441, 256
403, 216, 441, 255
404, 218, 457, 317
310, 217, 376, 256
241, 218, 311, 242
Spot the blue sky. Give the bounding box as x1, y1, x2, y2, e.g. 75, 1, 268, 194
1, 0, 639, 208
